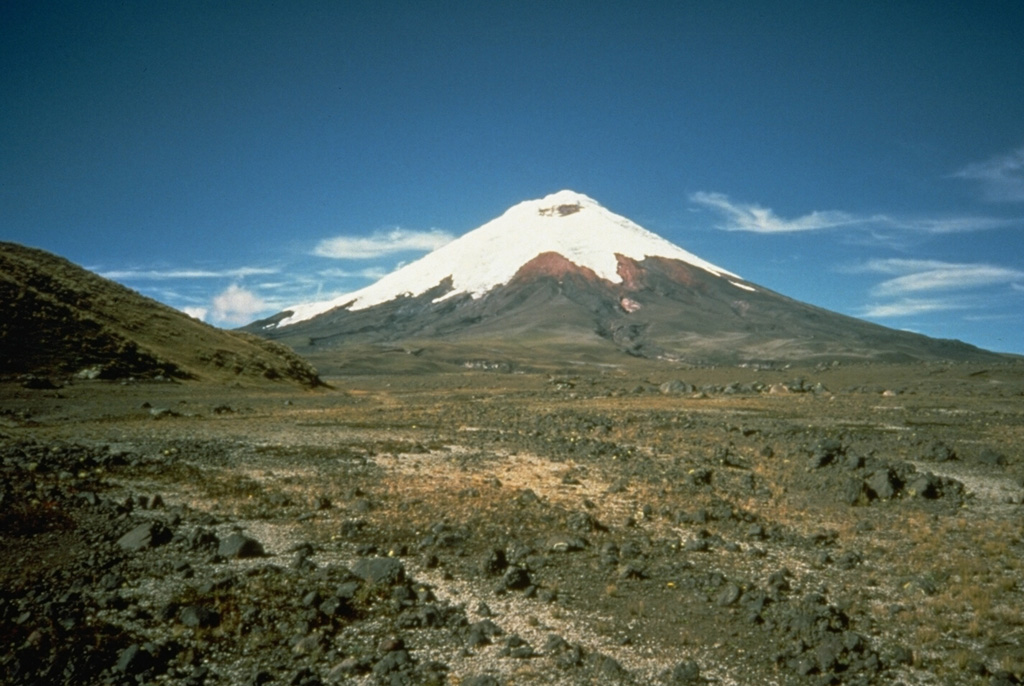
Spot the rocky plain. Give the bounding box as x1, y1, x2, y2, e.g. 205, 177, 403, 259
3, 360, 1024, 685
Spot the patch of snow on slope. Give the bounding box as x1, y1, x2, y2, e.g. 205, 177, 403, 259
278, 191, 738, 327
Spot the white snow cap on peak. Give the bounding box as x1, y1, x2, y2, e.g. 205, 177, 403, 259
277, 190, 740, 327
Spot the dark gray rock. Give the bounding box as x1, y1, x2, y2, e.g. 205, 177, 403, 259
906, 473, 941, 499
810, 438, 844, 468
979, 448, 1008, 467
660, 380, 694, 395
480, 548, 507, 576
500, 566, 531, 590
114, 643, 156, 675
618, 562, 646, 580
319, 595, 352, 618
466, 619, 504, 647
587, 653, 631, 681
668, 660, 701, 684
716, 582, 742, 607
499, 634, 534, 659
117, 521, 172, 552
352, 556, 405, 585
372, 649, 412, 676
567, 510, 600, 533
922, 442, 956, 462
217, 532, 265, 559
865, 469, 897, 500
841, 477, 865, 505
179, 604, 220, 628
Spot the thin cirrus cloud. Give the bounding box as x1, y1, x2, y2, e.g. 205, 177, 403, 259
690, 192, 1016, 235
951, 145, 1024, 202
879, 216, 1018, 234
853, 258, 1024, 297
99, 266, 279, 280
859, 298, 967, 318
852, 258, 1024, 318
319, 267, 390, 280
313, 228, 454, 259
689, 191, 862, 233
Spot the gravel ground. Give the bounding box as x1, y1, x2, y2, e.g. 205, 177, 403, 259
3, 362, 1024, 685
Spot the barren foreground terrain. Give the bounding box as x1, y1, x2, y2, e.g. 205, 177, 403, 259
3, 361, 1024, 685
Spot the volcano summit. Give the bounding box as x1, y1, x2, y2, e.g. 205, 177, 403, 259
249, 191, 1003, 368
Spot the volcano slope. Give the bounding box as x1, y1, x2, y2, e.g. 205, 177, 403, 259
2, 360, 1024, 685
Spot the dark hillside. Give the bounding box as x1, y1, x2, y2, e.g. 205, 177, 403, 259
0, 242, 322, 387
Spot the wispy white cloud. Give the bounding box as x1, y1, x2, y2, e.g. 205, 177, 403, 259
860, 298, 966, 318
314, 228, 454, 259
210, 285, 269, 326
874, 267, 1024, 297
846, 258, 964, 275
878, 215, 1018, 233
952, 146, 1024, 202
851, 258, 1024, 318
689, 192, 860, 233
101, 267, 278, 280
319, 267, 390, 280
691, 192, 1018, 236
852, 258, 1024, 297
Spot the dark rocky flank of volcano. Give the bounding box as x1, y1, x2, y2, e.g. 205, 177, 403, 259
251, 250, 1003, 370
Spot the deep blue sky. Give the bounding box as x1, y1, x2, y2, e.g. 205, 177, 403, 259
3, 1, 1023, 354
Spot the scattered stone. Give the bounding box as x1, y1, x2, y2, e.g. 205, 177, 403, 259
567, 510, 600, 533
117, 520, 173, 552
668, 660, 702, 684
217, 532, 266, 559
548, 534, 587, 553
810, 438, 844, 469
618, 562, 646, 580
480, 548, 507, 576
660, 380, 694, 395
500, 566, 531, 591
466, 619, 503, 647
906, 473, 941, 499
352, 557, 405, 586
587, 653, 631, 681
188, 528, 220, 552
372, 648, 412, 677
865, 469, 897, 500
979, 448, 1008, 467
517, 489, 540, 505
716, 582, 742, 607
114, 643, 157, 676
499, 634, 535, 659
179, 604, 220, 628
922, 441, 956, 462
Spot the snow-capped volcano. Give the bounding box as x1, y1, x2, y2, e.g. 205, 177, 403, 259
275, 190, 741, 327
248, 191, 1001, 368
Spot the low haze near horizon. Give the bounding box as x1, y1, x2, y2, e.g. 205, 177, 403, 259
3, 2, 1023, 354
